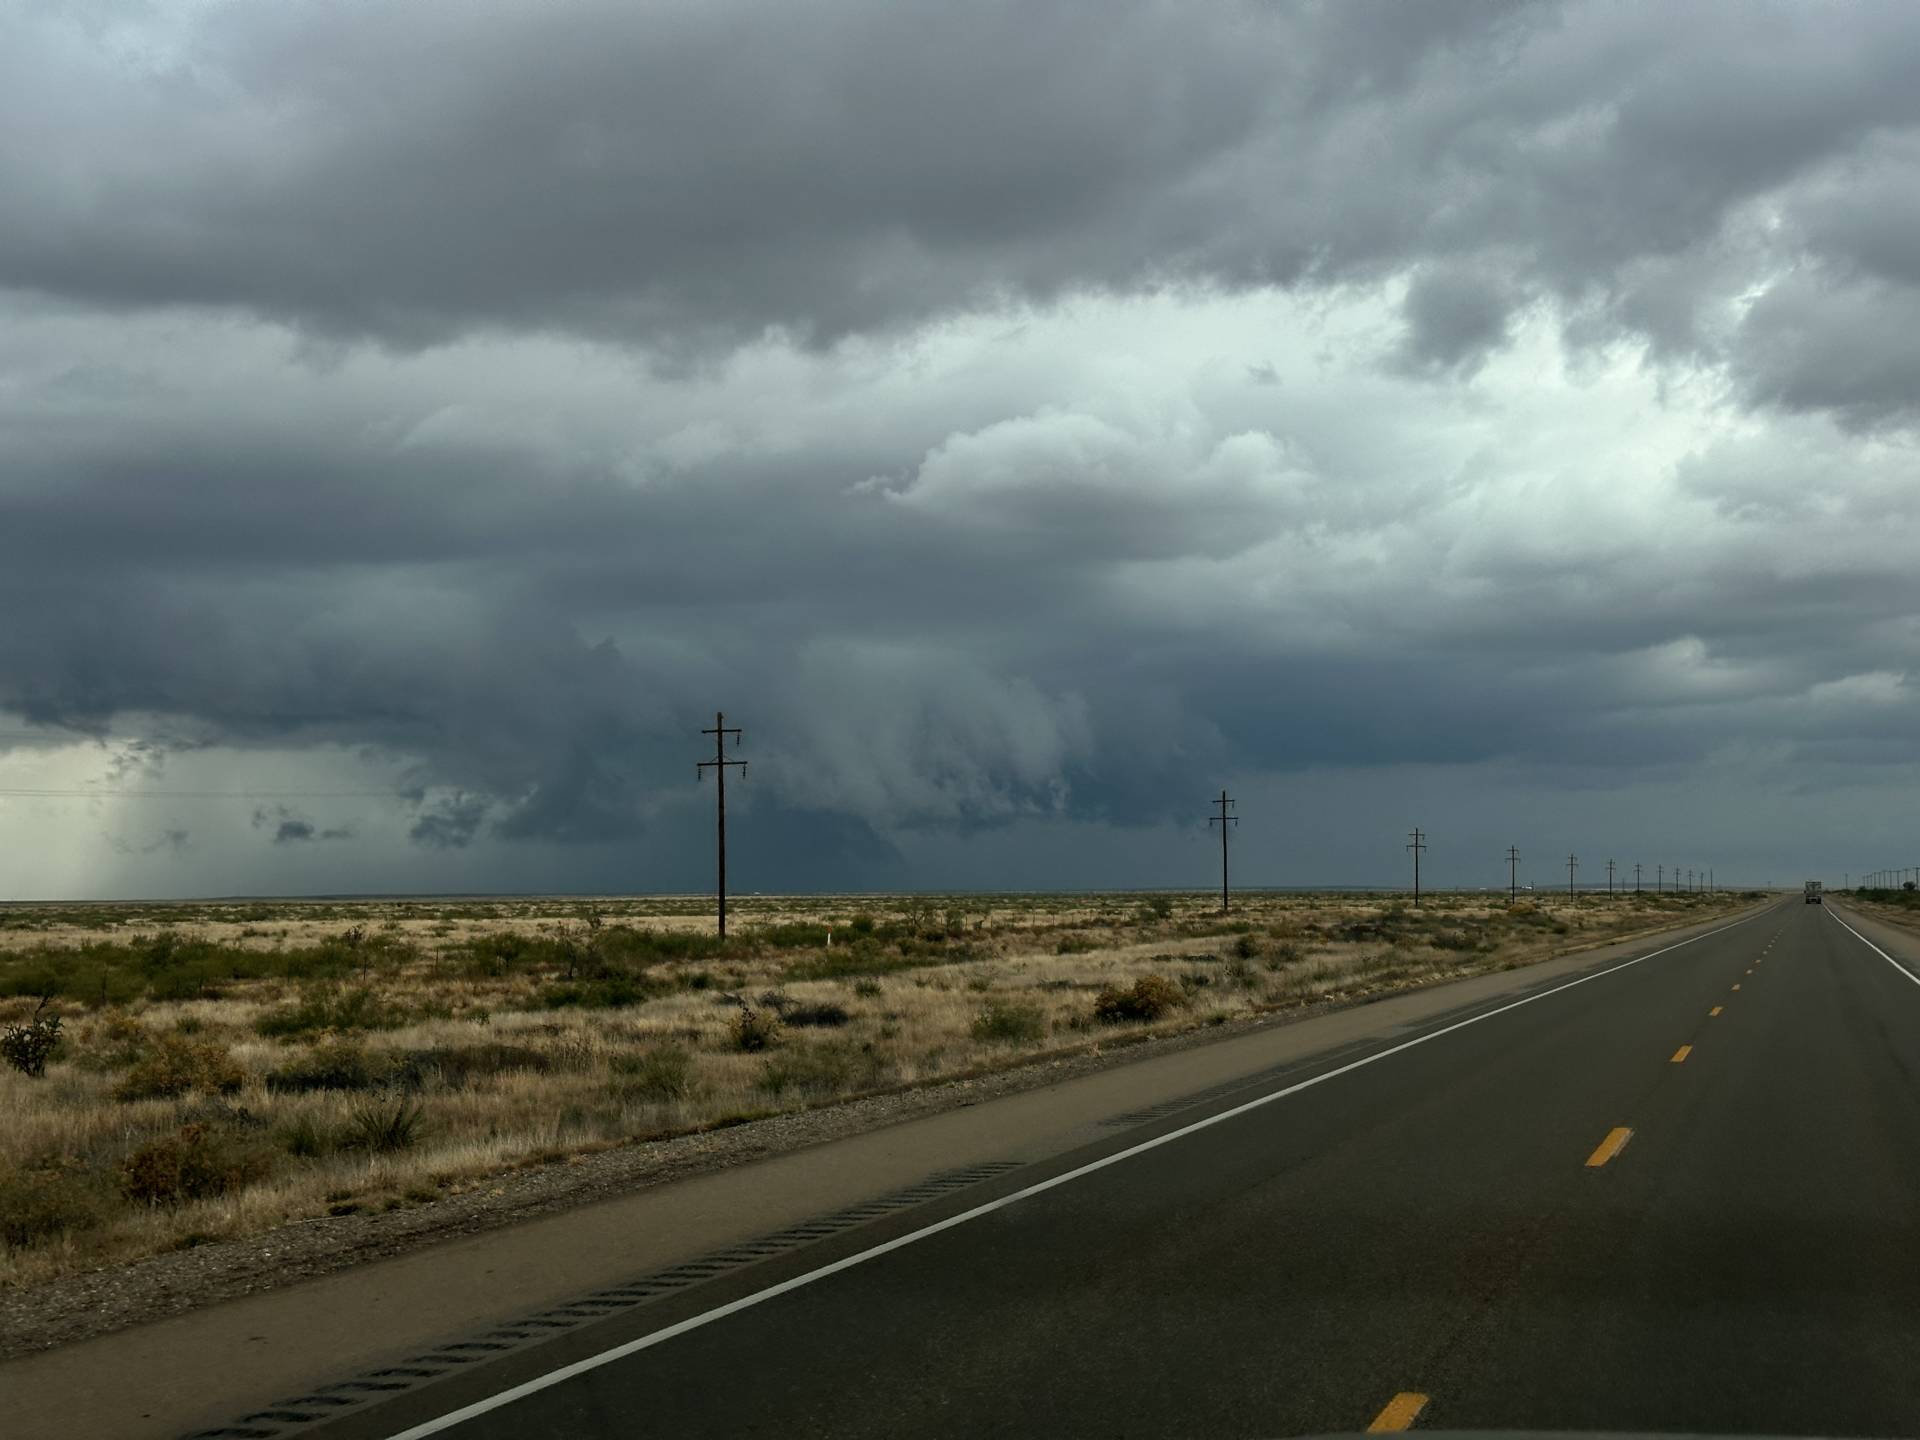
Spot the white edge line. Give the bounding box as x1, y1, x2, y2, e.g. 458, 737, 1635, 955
1827, 905, 1920, 987
383, 905, 1767, 1440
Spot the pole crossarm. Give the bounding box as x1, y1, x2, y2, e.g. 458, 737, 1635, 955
1208, 790, 1238, 913
696, 711, 748, 938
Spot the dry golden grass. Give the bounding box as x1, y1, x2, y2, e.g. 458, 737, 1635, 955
0, 888, 1752, 1286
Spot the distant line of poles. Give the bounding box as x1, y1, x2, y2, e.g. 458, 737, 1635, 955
1208, 811, 1717, 915
689, 713, 1728, 932
1857, 868, 1919, 890
1436, 840, 1712, 907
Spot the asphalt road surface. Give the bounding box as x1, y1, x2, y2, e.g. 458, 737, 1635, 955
326, 898, 1920, 1439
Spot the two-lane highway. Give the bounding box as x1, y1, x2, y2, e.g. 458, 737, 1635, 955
314, 898, 1920, 1439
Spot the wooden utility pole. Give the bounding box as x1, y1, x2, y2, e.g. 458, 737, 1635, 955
696, 711, 747, 938
1657, 863, 1663, 893
1635, 862, 1643, 894
1208, 791, 1237, 913
1507, 845, 1520, 904
1607, 858, 1616, 896
1567, 852, 1578, 899
1407, 828, 1427, 906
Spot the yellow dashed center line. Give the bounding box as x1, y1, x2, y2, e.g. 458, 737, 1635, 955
1731, 983, 1741, 991
1367, 1392, 1430, 1432
1710, 1005, 1723, 1016
1585, 1126, 1634, 1167
1671, 1045, 1692, 1063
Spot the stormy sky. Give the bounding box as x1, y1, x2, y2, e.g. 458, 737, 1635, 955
3, 0, 1918, 899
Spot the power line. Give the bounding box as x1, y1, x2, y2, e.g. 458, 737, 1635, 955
696, 711, 747, 939
1207, 790, 1238, 914
0, 787, 404, 800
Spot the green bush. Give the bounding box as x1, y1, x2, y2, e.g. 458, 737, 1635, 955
255, 986, 404, 1039
0, 1164, 106, 1248
114, 1033, 246, 1101
0, 949, 135, 1007
611, 1045, 696, 1102
120, 1123, 270, 1205
1092, 974, 1186, 1024
538, 971, 653, 1010
971, 998, 1046, 1044
452, 925, 723, 978
0, 930, 395, 1008
457, 931, 535, 977
264, 1042, 379, 1094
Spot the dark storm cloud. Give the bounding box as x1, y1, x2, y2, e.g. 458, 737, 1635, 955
3, 1, 1920, 892
408, 796, 493, 850
3, 307, 1917, 865
1390, 265, 1516, 375
6, 2, 1920, 422
252, 807, 352, 844
1731, 271, 1920, 428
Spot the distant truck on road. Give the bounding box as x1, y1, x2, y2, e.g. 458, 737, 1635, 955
1805, 880, 1823, 904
